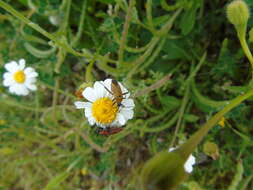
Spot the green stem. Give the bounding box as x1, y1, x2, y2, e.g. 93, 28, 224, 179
177, 87, 253, 160
118, 0, 135, 65
170, 85, 189, 147
146, 0, 155, 32
71, 0, 87, 47
238, 34, 253, 68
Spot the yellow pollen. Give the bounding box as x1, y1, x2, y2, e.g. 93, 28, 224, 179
14, 70, 26, 83
92, 97, 118, 124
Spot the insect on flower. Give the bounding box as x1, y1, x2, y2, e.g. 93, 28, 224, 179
74, 79, 134, 128
101, 79, 129, 108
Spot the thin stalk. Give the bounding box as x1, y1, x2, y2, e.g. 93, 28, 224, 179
71, 0, 87, 47
177, 87, 253, 160
132, 73, 172, 98
118, 0, 135, 65
146, 0, 155, 31
170, 85, 189, 147
238, 35, 253, 68
52, 78, 60, 124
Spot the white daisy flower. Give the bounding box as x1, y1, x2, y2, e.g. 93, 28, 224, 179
169, 147, 196, 173
3, 59, 38, 96
74, 79, 135, 128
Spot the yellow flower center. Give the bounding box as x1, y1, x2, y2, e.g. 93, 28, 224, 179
92, 97, 118, 124
14, 70, 26, 83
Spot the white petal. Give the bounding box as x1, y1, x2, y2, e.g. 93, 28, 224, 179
120, 109, 134, 120
169, 147, 176, 152
24, 67, 35, 75
3, 72, 12, 79
169, 147, 195, 173
103, 78, 112, 91
4, 61, 19, 73
9, 84, 17, 93
74, 101, 91, 109
82, 87, 96, 102
184, 163, 193, 173
117, 113, 126, 126
11, 84, 29, 96
121, 98, 135, 108
85, 108, 92, 118
18, 85, 29, 96
88, 118, 95, 125
26, 77, 37, 84
3, 78, 15, 87
97, 123, 106, 128
93, 81, 107, 98
18, 59, 26, 70
184, 155, 196, 173
25, 83, 37, 91
27, 71, 38, 78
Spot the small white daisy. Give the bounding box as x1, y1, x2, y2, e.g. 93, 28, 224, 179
3, 59, 38, 96
169, 147, 196, 173
74, 79, 135, 128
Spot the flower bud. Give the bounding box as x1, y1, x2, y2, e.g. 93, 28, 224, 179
140, 151, 187, 190
227, 0, 249, 27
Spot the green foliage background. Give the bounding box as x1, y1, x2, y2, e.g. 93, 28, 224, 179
0, 0, 253, 189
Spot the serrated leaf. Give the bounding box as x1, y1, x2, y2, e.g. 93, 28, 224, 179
211, 38, 237, 78
99, 18, 115, 32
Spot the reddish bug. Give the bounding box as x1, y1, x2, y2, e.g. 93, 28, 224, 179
75, 88, 84, 99
98, 127, 124, 136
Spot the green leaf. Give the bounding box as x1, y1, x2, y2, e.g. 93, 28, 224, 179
191, 79, 228, 112
24, 42, 57, 58
184, 114, 199, 123
162, 40, 192, 61
44, 171, 70, 190
228, 161, 244, 190
211, 38, 237, 78
179, 7, 197, 35
161, 96, 181, 109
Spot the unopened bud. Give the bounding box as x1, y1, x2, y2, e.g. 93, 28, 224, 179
227, 0, 249, 26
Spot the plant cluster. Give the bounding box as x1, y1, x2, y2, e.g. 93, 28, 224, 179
0, 0, 253, 189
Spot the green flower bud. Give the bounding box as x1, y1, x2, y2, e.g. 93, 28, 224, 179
140, 151, 187, 190
226, 0, 249, 27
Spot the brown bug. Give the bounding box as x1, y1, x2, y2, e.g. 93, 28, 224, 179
98, 127, 124, 136
101, 79, 129, 107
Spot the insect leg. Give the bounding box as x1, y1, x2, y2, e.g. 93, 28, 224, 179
99, 81, 114, 95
